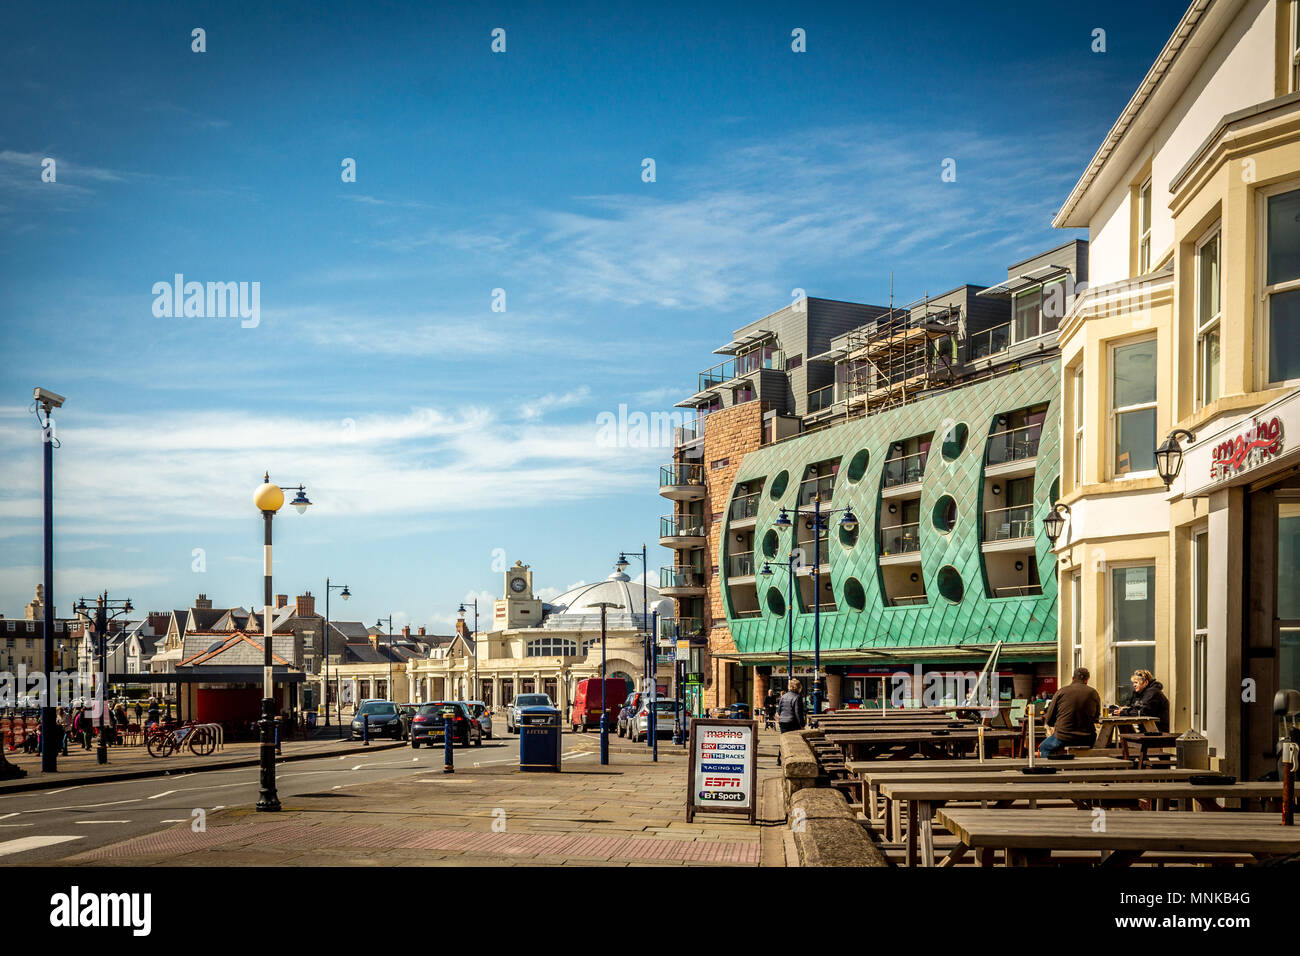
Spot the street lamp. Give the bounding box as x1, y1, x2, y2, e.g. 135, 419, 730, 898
773, 497, 857, 714
760, 552, 798, 693
615, 546, 654, 749
589, 601, 624, 765
253, 471, 311, 812
73, 592, 132, 765
375, 616, 394, 701
1155, 428, 1197, 489
1043, 502, 1071, 547
457, 600, 480, 705
323, 579, 350, 734
34, 386, 64, 773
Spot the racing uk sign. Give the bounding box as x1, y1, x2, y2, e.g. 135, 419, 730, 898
687, 718, 757, 823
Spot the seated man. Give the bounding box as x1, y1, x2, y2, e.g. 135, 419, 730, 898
1039, 667, 1101, 757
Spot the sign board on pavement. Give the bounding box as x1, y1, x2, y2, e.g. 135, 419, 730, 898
686, 717, 758, 824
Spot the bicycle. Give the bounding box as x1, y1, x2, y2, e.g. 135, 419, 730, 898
146, 722, 217, 758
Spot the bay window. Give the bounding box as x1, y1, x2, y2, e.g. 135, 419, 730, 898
1263, 185, 1300, 385
1195, 228, 1221, 407
1111, 337, 1157, 476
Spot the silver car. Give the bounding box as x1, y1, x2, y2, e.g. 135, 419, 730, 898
465, 700, 493, 739
506, 693, 554, 733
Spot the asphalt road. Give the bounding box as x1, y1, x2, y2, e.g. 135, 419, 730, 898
0, 733, 532, 865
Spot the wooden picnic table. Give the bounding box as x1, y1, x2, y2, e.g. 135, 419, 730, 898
934, 807, 1300, 867
1094, 715, 1160, 748
1119, 732, 1179, 768
826, 728, 1019, 761
883, 778, 1283, 867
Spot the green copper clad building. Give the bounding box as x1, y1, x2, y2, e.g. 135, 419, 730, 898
720, 357, 1060, 705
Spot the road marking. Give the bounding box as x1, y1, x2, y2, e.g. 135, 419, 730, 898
0, 835, 83, 857
43, 785, 85, 796
0, 812, 20, 822
22, 798, 142, 816
0, 824, 34, 828
159, 819, 187, 823
148, 790, 177, 800
74, 820, 130, 824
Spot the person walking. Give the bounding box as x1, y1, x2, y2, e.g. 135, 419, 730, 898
56, 706, 70, 756
134, 700, 143, 723
776, 679, 807, 735
147, 697, 160, 728
1039, 667, 1101, 757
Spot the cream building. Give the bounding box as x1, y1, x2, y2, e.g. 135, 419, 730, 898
406, 562, 674, 715
1052, 0, 1300, 777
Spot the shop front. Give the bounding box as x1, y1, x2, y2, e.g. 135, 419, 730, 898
1179, 388, 1300, 779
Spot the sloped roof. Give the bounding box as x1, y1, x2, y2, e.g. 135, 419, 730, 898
330, 621, 371, 641
342, 643, 391, 664
179, 631, 295, 667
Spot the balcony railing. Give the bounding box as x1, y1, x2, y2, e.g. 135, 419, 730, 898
730, 492, 760, 520
807, 383, 835, 413
728, 551, 756, 577
659, 617, 703, 641
660, 514, 706, 538
659, 566, 704, 589
699, 357, 736, 391
879, 522, 921, 555
993, 585, 1043, 598
675, 417, 703, 446
660, 463, 705, 487
984, 504, 1034, 542
985, 423, 1042, 465
883, 451, 927, 487
732, 608, 762, 619
890, 594, 928, 607
797, 474, 836, 505
967, 322, 1011, 361
794, 539, 830, 566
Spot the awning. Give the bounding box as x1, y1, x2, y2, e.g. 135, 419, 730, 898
126, 667, 306, 684
713, 643, 1056, 667
712, 328, 773, 355
977, 265, 1072, 299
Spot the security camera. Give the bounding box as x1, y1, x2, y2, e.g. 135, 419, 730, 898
34, 387, 66, 409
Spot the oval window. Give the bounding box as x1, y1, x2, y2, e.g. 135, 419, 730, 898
766, 588, 786, 616
941, 423, 968, 461
843, 577, 866, 612
839, 521, 859, 550
769, 470, 789, 500
937, 565, 964, 604
846, 449, 870, 483
932, 495, 957, 533
762, 528, 779, 559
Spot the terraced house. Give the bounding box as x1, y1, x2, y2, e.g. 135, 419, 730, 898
1050, 0, 1300, 779
660, 245, 1087, 714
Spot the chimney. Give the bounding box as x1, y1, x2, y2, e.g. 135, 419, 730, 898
276, 594, 288, 609
295, 592, 316, 617
456, 618, 471, 640
195, 594, 212, 610
402, 625, 411, 639
417, 626, 426, 636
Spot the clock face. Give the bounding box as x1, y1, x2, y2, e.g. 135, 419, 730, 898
510, 577, 527, 593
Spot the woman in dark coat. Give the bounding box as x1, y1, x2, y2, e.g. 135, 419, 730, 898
1120, 669, 1170, 732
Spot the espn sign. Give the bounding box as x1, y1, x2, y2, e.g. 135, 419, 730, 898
686, 718, 757, 824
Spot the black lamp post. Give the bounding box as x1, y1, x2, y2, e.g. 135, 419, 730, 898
253, 472, 311, 812
375, 616, 394, 701
457, 600, 479, 702
34, 386, 63, 773
323, 580, 350, 734
74, 592, 132, 765
760, 552, 798, 691
614, 547, 650, 699
589, 601, 623, 765
774, 497, 858, 714
1042, 502, 1071, 547
1155, 428, 1197, 489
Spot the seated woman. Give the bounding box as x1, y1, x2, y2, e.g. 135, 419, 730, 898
1118, 669, 1170, 732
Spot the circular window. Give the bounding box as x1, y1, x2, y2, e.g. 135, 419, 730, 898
937, 565, 964, 604
762, 528, 779, 559
846, 449, 870, 483
932, 494, 957, 533
839, 521, 859, 550
941, 423, 968, 461
843, 577, 866, 612
766, 587, 786, 616
769, 470, 789, 500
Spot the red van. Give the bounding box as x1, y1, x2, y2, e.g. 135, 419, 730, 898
570, 677, 628, 732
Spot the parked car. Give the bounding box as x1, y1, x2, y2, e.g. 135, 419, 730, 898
349, 700, 403, 740
616, 691, 644, 737
409, 701, 482, 748
570, 678, 627, 733
507, 693, 554, 733
630, 698, 679, 742
465, 700, 493, 739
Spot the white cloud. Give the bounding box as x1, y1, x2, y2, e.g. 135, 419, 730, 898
518, 386, 591, 421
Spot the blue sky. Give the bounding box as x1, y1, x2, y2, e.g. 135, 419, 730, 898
0, 0, 1188, 632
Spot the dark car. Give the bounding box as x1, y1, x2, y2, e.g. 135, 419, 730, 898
616, 691, 644, 737
349, 700, 403, 740
410, 701, 482, 748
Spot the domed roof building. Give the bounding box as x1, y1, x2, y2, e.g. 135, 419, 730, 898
541, 570, 674, 631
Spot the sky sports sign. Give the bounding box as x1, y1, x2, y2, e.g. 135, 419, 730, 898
686, 718, 757, 824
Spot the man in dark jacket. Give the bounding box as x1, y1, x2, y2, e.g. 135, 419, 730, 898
777, 679, 807, 734
1120, 670, 1170, 732
1040, 667, 1101, 757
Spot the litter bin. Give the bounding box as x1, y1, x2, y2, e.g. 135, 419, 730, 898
518, 706, 561, 772
728, 703, 751, 721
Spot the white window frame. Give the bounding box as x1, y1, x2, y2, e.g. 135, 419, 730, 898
1012, 286, 1041, 344
1071, 571, 1083, 673
1194, 226, 1221, 409
1106, 561, 1158, 710
1191, 530, 1209, 734
1072, 364, 1085, 488
1291, 1, 1300, 92
1138, 178, 1152, 274
1109, 335, 1158, 479
1258, 179, 1300, 389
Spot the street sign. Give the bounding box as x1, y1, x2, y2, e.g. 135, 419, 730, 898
685, 672, 703, 685
675, 639, 690, 661
686, 718, 757, 824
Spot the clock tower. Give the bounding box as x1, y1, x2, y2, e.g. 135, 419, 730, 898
494, 561, 543, 629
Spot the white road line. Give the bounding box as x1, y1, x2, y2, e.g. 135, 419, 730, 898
159, 819, 187, 823
0, 835, 83, 857
21, 798, 142, 816
0, 812, 20, 822
43, 786, 85, 796
0, 824, 34, 828
148, 790, 177, 800
74, 820, 130, 825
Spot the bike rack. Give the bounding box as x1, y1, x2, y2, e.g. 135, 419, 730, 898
195, 722, 224, 752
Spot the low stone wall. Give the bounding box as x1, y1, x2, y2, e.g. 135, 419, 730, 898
790, 787, 887, 867
779, 730, 823, 802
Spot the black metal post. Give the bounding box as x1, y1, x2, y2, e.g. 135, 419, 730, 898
40, 407, 56, 773
95, 597, 108, 765
812, 496, 822, 716
257, 508, 280, 812
324, 578, 331, 730
600, 603, 609, 765
787, 553, 795, 689
650, 610, 658, 762
443, 711, 454, 773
